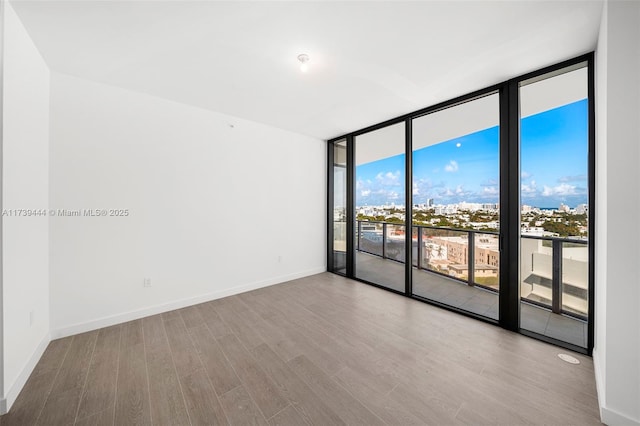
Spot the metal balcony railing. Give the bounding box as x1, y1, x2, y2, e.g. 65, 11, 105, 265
521, 235, 588, 320
355, 220, 588, 320
356, 220, 499, 290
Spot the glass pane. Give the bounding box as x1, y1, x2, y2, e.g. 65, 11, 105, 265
354, 122, 405, 292
358, 221, 383, 257
519, 64, 589, 348
331, 140, 347, 274
411, 227, 419, 267
421, 228, 468, 277
520, 237, 553, 309
384, 224, 406, 262
562, 241, 588, 318
411, 93, 499, 320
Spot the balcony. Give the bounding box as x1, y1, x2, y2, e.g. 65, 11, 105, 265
350, 220, 588, 348
520, 235, 588, 318
520, 235, 589, 347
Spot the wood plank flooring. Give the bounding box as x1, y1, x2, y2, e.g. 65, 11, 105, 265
0, 272, 602, 425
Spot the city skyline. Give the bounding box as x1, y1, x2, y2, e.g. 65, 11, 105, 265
355, 99, 588, 208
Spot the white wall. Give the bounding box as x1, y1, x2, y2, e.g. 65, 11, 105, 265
594, 1, 640, 425
49, 73, 326, 336
1, 1, 50, 411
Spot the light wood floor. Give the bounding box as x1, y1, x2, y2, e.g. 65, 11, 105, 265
1, 272, 601, 425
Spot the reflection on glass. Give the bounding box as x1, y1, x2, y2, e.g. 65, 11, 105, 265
354, 122, 405, 292
411, 93, 500, 320
519, 64, 589, 348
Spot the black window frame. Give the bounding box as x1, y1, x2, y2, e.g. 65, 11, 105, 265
327, 53, 595, 355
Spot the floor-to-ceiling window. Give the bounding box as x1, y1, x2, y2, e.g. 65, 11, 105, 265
354, 122, 406, 292
518, 62, 591, 349
329, 139, 347, 275
411, 93, 500, 320
327, 54, 594, 354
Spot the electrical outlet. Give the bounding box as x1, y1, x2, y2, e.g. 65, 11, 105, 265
144, 278, 152, 287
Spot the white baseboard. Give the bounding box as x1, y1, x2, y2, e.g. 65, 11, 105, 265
1, 332, 51, 414
593, 348, 606, 421
601, 406, 640, 426
592, 348, 640, 426
51, 267, 326, 339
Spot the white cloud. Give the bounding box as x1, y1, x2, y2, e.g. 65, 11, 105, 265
483, 186, 499, 195
444, 160, 459, 172
558, 174, 587, 183
361, 189, 371, 197
440, 187, 454, 197
481, 178, 498, 186
558, 184, 576, 195
375, 171, 401, 186
542, 183, 578, 197
521, 171, 532, 180
521, 179, 537, 196
371, 188, 401, 200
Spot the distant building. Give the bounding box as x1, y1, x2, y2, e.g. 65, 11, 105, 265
435, 205, 458, 215
358, 207, 375, 216
475, 236, 500, 267
576, 204, 588, 215
521, 226, 548, 237
458, 201, 482, 211
427, 234, 500, 268
482, 203, 499, 211
559, 203, 570, 212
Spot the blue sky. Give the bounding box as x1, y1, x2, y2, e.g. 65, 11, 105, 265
356, 99, 588, 208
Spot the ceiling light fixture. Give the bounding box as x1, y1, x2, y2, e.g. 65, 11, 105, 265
297, 53, 310, 72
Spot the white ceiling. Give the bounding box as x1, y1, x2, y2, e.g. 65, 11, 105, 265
11, 0, 603, 140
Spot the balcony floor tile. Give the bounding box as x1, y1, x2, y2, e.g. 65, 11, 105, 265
355, 251, 587, 348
